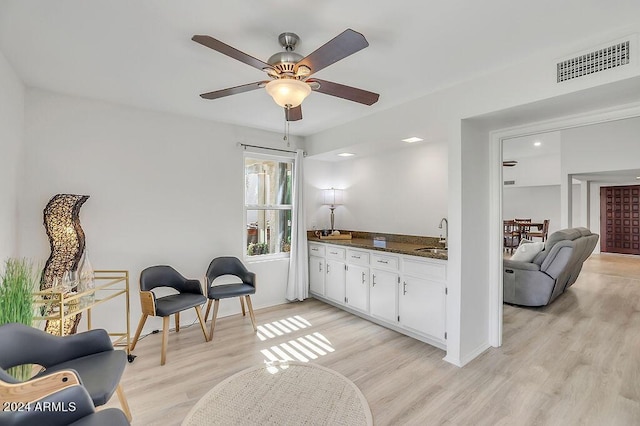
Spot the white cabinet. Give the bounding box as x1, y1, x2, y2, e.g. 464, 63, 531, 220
370, 268, 398, 323
345, 249, 369, 312
325, 246, 346, 304
400, 257, 446, 340
326, 259, 346, 303
399, 276, 445, 339
346, 264, 369, 312
308, 242, 447, 349
309, 256, 325, 295
309, 243, 326, 295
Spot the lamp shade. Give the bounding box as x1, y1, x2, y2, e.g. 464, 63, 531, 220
323, 188, 344, 207
265, 79, 311, 108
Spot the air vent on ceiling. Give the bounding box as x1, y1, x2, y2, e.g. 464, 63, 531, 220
504, 180, 516, 186
557, 40, 630, 83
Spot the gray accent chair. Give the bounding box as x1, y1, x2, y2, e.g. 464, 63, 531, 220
130, 265, 209, 366
0, 322, 131, 421
204, 257, 258, 340
0, 382, 129, 426
503, 227, 599, 307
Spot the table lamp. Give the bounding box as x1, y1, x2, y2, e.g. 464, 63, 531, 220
323, 188, 344, 232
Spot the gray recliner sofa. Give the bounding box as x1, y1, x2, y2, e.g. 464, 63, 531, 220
503, 227, 599, 306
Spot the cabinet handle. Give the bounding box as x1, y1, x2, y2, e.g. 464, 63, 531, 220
330, 251, 338, 255
403, 281, 407, 295
326, 264, 330, 274
352, 255, 361, 259
378, 260, 388, 264
361, 272, 365, 283
372, 274, 376, 287
319, 263, 322, 272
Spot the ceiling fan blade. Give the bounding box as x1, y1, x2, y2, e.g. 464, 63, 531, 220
294, 29, 369, 76
192, 35, 272, 71
285, 105, 303, 121
308, 78, 379, 105
199, 81, 267, 100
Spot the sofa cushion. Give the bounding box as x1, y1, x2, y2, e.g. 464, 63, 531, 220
511, 241, 545, 262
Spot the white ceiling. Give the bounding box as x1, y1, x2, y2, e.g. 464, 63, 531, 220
1, 1, 640, 136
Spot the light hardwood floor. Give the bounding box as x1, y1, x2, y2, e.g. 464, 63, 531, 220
105, 254, 640, 425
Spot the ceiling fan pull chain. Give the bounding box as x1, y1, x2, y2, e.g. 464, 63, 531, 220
283, 112, 288, 142
286, 121, 290, 147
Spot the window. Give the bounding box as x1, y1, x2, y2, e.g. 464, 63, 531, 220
244, 154, 293, 258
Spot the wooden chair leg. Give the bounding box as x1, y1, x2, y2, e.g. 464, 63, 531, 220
195, 306, 209, 342
130, 314, 147, 351
204, 299, 213, 323
175, 312, 180, 332
116, 383, 132, 422
208, 299, 220, 341
240, 296, 246, 316
245, 295, 258, 332
161, 316, 170, 366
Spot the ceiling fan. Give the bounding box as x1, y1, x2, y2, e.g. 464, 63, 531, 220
192, 29, 380, 121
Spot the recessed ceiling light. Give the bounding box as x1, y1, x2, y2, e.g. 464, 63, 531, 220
636, 176, 640, 180
402, 137, 423, 143
533, 141, 542, 147
338, 152, 355, 157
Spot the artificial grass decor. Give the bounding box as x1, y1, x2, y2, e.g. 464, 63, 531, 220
0, 258, 39, 380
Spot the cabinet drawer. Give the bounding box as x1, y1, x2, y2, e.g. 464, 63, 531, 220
308, 243, 325, 257
403, 257, 446, 281
347, 249, 369, 266
326, 246, 346, 259
371, 253, 399, 270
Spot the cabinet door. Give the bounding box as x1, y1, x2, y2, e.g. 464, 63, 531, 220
370, 269, 398, 323
325, 259, 346, 304
346, 264, 369, 312
309, 256, 325, 295
399, 276, 445, 339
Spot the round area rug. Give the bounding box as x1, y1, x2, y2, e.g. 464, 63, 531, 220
182, 361, 373, 426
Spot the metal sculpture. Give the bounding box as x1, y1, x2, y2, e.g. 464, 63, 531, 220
41, 194, 89, 335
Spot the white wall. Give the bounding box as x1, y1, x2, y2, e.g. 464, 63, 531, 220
304, 140, 448, 237
0, 50, 24, 262
19, 88, 302, 334
503, 184, 581, 236
502, 153, 561, 187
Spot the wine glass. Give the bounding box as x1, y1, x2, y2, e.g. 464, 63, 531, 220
62, 270, 79, 293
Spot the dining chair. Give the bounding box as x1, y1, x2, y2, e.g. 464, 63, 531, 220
504, 220, 520, 254
130, 265, 209, 365
203, 257, 258, 340
0, 322, 132, 421
514, 218, 532, 239
528, 219, 550, 242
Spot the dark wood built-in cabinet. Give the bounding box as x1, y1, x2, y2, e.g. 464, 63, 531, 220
600, 185, 640, 255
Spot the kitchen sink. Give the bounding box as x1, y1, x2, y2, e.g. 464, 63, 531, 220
415, 247, 448, 255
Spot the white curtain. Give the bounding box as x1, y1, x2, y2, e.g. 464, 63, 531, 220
286, 149, 309, 301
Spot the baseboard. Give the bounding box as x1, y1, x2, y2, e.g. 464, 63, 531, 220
459, 341, 491, 367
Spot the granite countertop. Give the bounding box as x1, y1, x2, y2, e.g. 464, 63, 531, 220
307, 230, 448, 260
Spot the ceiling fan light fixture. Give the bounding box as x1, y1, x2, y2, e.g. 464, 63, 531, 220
265, 79, 311, 108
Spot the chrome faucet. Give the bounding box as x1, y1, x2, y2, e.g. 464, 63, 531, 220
438, 217, 448, 249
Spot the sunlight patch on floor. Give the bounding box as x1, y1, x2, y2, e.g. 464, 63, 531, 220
256, 316, 311, 341
260, 331, 335, 368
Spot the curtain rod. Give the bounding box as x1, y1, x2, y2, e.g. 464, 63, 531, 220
238, 143, 306, 156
